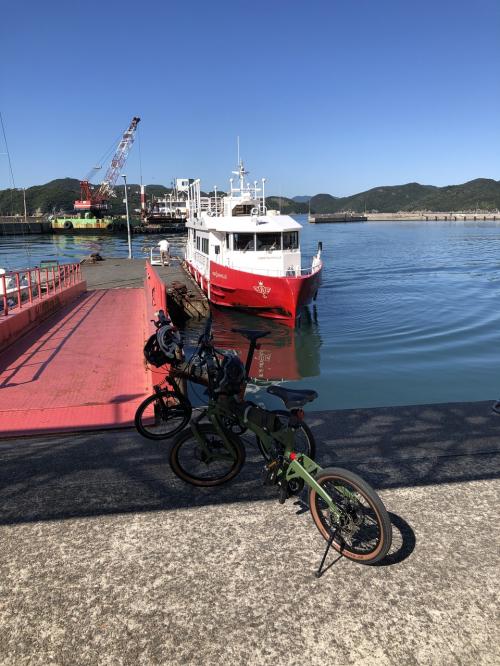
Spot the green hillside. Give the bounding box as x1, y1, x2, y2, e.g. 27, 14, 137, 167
0, 179, 170, 217
309, 179, 500, 213
265, 196, 308, 214
1, 177, 499, 216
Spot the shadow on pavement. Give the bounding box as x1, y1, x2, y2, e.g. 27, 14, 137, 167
0, 400, 498, 529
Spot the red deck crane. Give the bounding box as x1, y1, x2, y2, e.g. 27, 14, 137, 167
74, 116, 141, 217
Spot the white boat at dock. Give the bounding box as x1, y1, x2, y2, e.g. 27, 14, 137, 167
184, 161, 323, 324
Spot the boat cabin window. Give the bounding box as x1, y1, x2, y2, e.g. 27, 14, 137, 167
232, 204, 254, 217
283, 231, 299, 250
202, 238, 209, 254
256, 232, 282, 251
196, 236, 200, 250
225, 233, 231, 249
234, 233, 255, 251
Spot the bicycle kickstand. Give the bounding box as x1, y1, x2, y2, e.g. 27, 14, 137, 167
315, 528, 337, 579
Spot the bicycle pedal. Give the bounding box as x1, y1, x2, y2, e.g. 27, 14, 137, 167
293, 499, 309, 515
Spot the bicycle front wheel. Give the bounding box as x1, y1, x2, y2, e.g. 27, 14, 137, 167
257, 410, 316, 460
135, 390, 191, 440
170, 424, 246, 486
309, 467, 392, 564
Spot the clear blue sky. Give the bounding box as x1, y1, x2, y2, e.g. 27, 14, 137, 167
1, 0, 499, 197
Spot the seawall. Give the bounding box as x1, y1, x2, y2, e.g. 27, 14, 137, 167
0, 217, 52, 235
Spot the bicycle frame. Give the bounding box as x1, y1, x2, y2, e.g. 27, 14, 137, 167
166, 316, 357, 519
186, 395, 348, 520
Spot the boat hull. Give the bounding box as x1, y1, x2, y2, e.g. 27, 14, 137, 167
186, 260, 322, 324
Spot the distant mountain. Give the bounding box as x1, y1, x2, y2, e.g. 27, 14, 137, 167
308, 179, 500, 213
1, 177, 499, 216
265, 196, 308, 215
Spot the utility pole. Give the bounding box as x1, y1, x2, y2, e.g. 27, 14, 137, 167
121, 174, 132, 259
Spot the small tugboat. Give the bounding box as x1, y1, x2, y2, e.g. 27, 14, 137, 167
184, 161, 322, 324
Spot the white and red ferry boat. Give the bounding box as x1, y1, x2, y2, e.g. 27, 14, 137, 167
184, 162, 322, 324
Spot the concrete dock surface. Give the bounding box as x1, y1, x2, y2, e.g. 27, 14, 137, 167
0, 400, 499, 665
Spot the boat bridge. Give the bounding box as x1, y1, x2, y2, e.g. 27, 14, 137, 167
0, 257, 205, 437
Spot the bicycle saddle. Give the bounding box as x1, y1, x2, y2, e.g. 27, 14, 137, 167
266, 385, 318, 409
231, 328, 271, 342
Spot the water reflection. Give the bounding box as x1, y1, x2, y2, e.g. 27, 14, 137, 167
206, 305, 321, 383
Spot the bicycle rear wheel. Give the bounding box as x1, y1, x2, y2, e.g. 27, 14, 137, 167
170, 424, 246, 486
309, 467, 392, 564
135, 390, 191, 440
257, 410, 316, 460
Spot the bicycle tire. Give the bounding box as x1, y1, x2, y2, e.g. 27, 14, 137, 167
309, 467, 392, 564
170, 424, 246, 487
134, 389, 192, 440
257, 409, 316, 460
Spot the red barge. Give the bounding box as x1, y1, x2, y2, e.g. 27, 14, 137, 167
184, 162, 322, 325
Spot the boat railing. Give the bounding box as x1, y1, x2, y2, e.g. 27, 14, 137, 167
187, 178, 202, 222
1, 263, 83, 316
206, 196, 223, 216
224, 261, 322, 279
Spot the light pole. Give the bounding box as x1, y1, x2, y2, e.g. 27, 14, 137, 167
22, 188, 27, 223
121, 174, 132, 259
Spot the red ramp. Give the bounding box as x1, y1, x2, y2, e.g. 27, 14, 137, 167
0, 289, 150, 437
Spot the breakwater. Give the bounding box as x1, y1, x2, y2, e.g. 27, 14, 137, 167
0, 217, 52, 235
366, 211, 499, 221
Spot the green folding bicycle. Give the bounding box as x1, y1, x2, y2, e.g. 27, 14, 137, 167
169, 319, 393, 571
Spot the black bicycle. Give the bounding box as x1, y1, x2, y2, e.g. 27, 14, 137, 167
135, 312, 316, 459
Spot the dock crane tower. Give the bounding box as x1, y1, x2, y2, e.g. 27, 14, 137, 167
74, 116, 141, 217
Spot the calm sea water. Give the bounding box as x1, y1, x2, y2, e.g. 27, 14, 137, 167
1, 217, 500, 410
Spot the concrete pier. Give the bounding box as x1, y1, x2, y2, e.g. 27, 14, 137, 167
81, 257, 209, 319
0, 257, 498, 663
0, 399, 498, 664
366, 212, 499, 222
0, 217, 52, 235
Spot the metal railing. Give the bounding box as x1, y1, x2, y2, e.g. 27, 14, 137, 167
224, 260, 322, 278
1, 263, 82, 316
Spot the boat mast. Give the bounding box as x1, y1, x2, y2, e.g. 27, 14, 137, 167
232, 136, 248, 193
